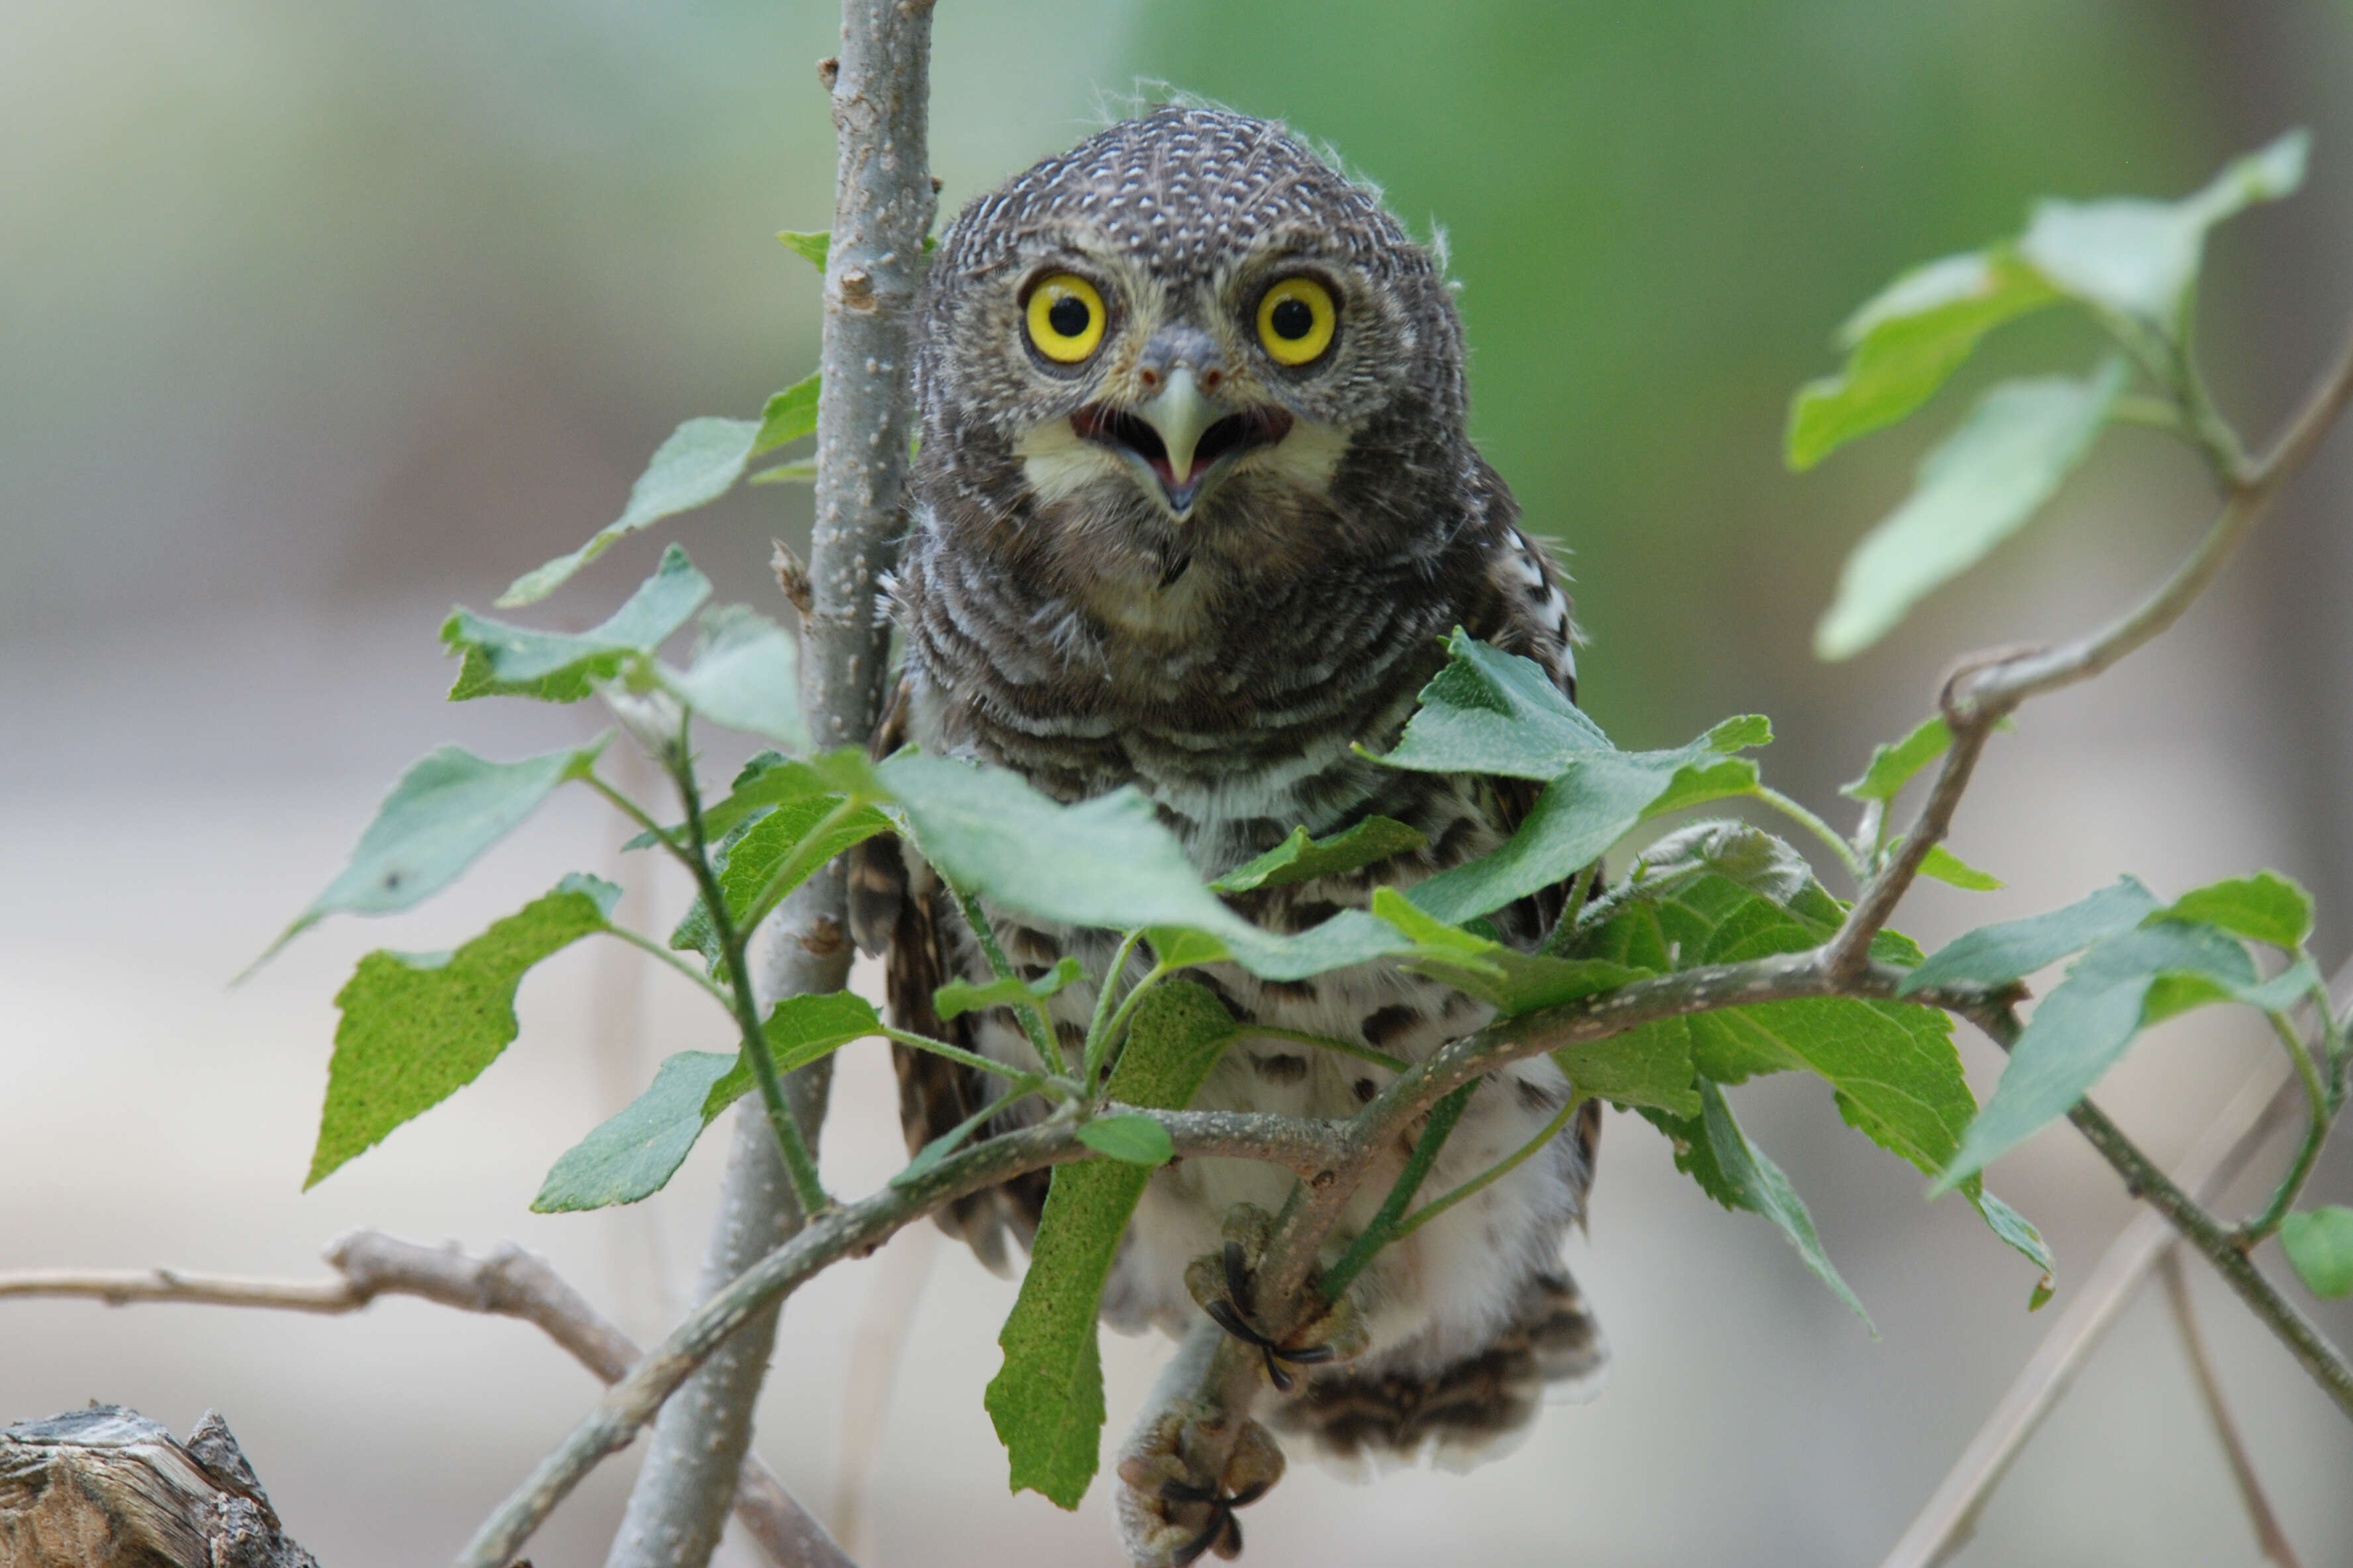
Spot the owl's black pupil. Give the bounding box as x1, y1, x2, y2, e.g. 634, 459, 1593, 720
1047, 295, 1091, 338
1270, 297, 1315, 341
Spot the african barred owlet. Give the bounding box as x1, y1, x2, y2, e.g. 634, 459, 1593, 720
855, 105, 1603, 1489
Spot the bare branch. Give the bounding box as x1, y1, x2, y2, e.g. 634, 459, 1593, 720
1878, 1064, 2299, 1568
2160, 1250, 2305, 1568
0, 1232, 849, 1568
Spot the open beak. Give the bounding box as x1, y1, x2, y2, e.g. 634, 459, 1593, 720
1072, 368, 1292, 518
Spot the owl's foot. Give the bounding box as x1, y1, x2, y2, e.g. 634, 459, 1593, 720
1115, 1407, 1284, 1566
1184, 1206, 1369, 1393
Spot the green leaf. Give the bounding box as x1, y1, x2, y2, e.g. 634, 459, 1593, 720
1788, 250, 2062, 471
2280, 1207, 2353, 1299
1373, 628, 1610, 779
752, 373, 820, 457
867, 753, 1453, 984
307, 876, 618, 1187
531, 1050, 738, 1212
628, 748, 848, 850
255, 741, 605, 971
659, 606, 808, 748
1075, 1114, 1174, 1167
1841, 715, 1953, 803
1382, 647, 1770, 926
1817, 359, 2129, 660
701, 990, 888, 1121
1551, 1024, 1700, 1117
877, 753, 1416, 982
1576, 825, 2046, 1274
1918, 843, 2003, 891
1937, 921, 2256, 1190
881, 753, 1235, 937
777, 230, 829, 269
498, 418, 761, 607
2158, 871, 2313, 950
1901, 877, 2159, 995
444, 544, 711, 703
1208, 815, 1428, 893
2019, 130, 2309, 329
892, 1091, 1032, 1189
1140, 926, 1235, 972
986, 981, 1235, 1508
1370, 887, 1664, 1032
937, 956, 1085, 1020
1655, 1082, 1874, 1328
669, 794, 892, 976
747, 457, 819, 486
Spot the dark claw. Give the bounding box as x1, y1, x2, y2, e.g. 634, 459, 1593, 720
1202, 1297, 1257, 1344
1162, 1471, 1269, 1565
1204, 1246, 1334, 1393
1173, 1521, 1220, 1568
1222, 1240, 1256, 1318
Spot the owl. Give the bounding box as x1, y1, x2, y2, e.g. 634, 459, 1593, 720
854, 105, 1604, 1495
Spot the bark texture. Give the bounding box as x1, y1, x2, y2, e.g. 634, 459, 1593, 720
0, 1407, 317, 1568
602, 5, 937, 1561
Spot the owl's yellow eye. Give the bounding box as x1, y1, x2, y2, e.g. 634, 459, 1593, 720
1256, 276, 1337, 366
1026, 273, 1106, 363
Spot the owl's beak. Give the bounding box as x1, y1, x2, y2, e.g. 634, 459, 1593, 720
1072, 367, 1292, 519
1136, 369, 1218, 506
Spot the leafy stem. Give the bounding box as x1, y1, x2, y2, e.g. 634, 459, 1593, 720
599, 924, 735, 1009
2235, 1006, 2331, 1246
1080, 927, 1151, 1093
671, 732, 831, 1219
880, 1025, 1079, 1097
1236, 1024, 1409, 1076
1316, 1080, 1480, 1302
1754, 784, 1868, 884
952, 885, 1067, 1076
740, 795, 865, 935
1384, 1092, 1586, 1246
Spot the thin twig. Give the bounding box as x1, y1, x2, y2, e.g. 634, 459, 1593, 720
1878, 1064, 2297, 1568
2160, 1250, 2305, 1568
677, 738, 832, 1219
828, 1222, 937, 1561
0, 1232, 851, 1568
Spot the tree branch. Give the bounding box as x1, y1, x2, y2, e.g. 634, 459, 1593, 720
453, 1109, 1348, 1567
604, 5, 939, 1559
1826, 308, 2353, 986
2160, 1250, 2305, 1568
1878, 1064, 2298, 1568
0, 1232, 850, 1568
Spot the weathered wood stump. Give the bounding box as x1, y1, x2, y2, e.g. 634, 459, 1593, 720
0, 1406, 319, 1567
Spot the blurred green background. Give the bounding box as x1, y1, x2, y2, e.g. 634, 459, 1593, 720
7, 3, 2353, 1565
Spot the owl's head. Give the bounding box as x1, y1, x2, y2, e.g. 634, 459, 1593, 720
912, 107, 1471, 583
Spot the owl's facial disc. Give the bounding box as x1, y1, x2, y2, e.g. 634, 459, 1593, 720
1073, 367, 1293, 518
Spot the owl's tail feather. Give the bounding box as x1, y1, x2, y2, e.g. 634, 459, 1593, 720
1270, 1269, 1609, 1477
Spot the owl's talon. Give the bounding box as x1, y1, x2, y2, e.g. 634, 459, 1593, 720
1116, 1407, 1284, 1567
1187, 1217, 1366, 1392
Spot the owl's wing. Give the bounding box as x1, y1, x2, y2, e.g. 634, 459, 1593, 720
1463, 458, 1589, 944
849, 678, 1041, 1275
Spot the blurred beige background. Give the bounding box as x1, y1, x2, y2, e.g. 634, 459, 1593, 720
7, 2, 2353, 1564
